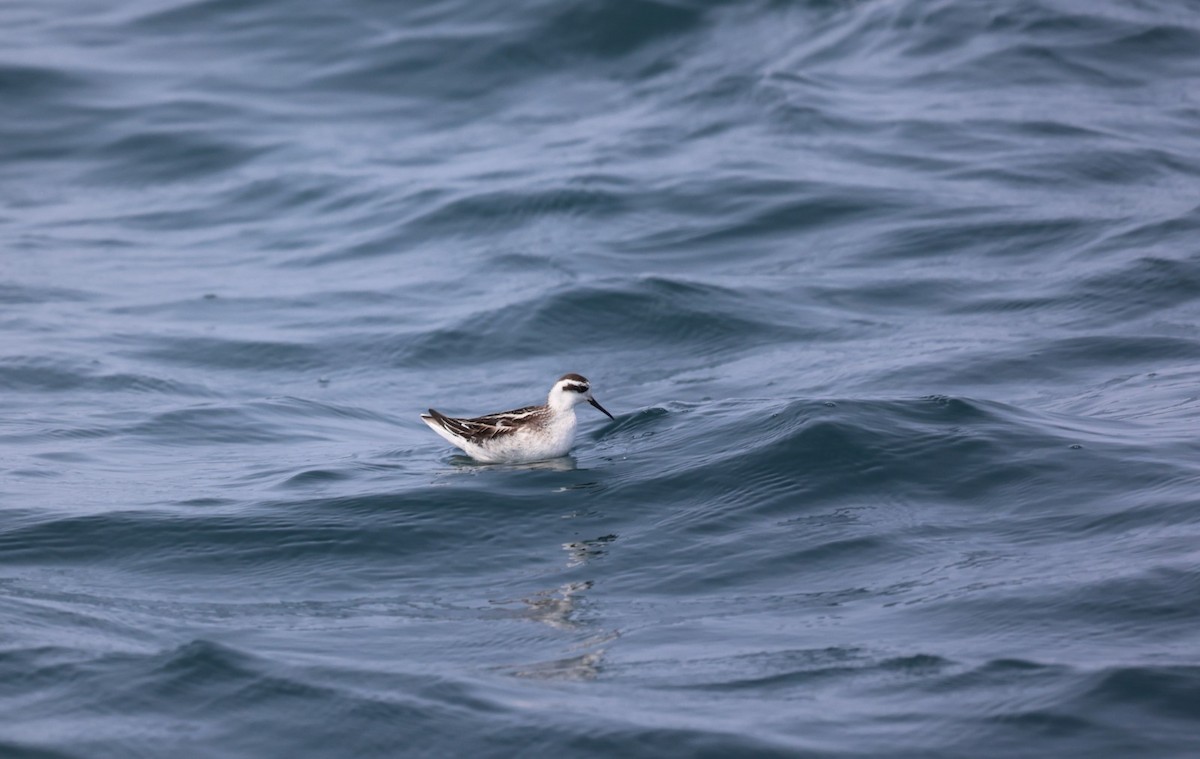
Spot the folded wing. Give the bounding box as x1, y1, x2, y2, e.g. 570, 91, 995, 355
422, 406, 542, 443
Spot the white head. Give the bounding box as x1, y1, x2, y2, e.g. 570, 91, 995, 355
547, 373, 615, 419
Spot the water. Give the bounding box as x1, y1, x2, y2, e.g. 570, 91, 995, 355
3, 0, 1200, 756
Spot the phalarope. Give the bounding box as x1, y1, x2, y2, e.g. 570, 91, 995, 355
421, 373, 615, 463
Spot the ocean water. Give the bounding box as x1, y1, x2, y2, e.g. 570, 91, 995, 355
3, 0, 1200, 756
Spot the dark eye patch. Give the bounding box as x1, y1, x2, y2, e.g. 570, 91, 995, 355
567, 384, 589, 393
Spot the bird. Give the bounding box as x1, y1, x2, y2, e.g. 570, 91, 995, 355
420, 373, 615, 463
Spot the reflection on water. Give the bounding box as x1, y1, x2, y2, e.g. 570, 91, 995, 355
563, 534, 617, 568
446, 455, 578, 472
506, 650, 605, 681
495, 532, 622, 680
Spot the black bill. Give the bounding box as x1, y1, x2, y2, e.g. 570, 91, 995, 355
588, 397, 615, 420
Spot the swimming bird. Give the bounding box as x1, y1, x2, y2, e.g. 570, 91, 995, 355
420, 373, 615, 463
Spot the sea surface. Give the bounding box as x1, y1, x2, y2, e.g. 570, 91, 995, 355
3, 1, 1200, 756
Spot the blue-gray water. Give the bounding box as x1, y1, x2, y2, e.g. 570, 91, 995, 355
4, 1, 1200, 756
